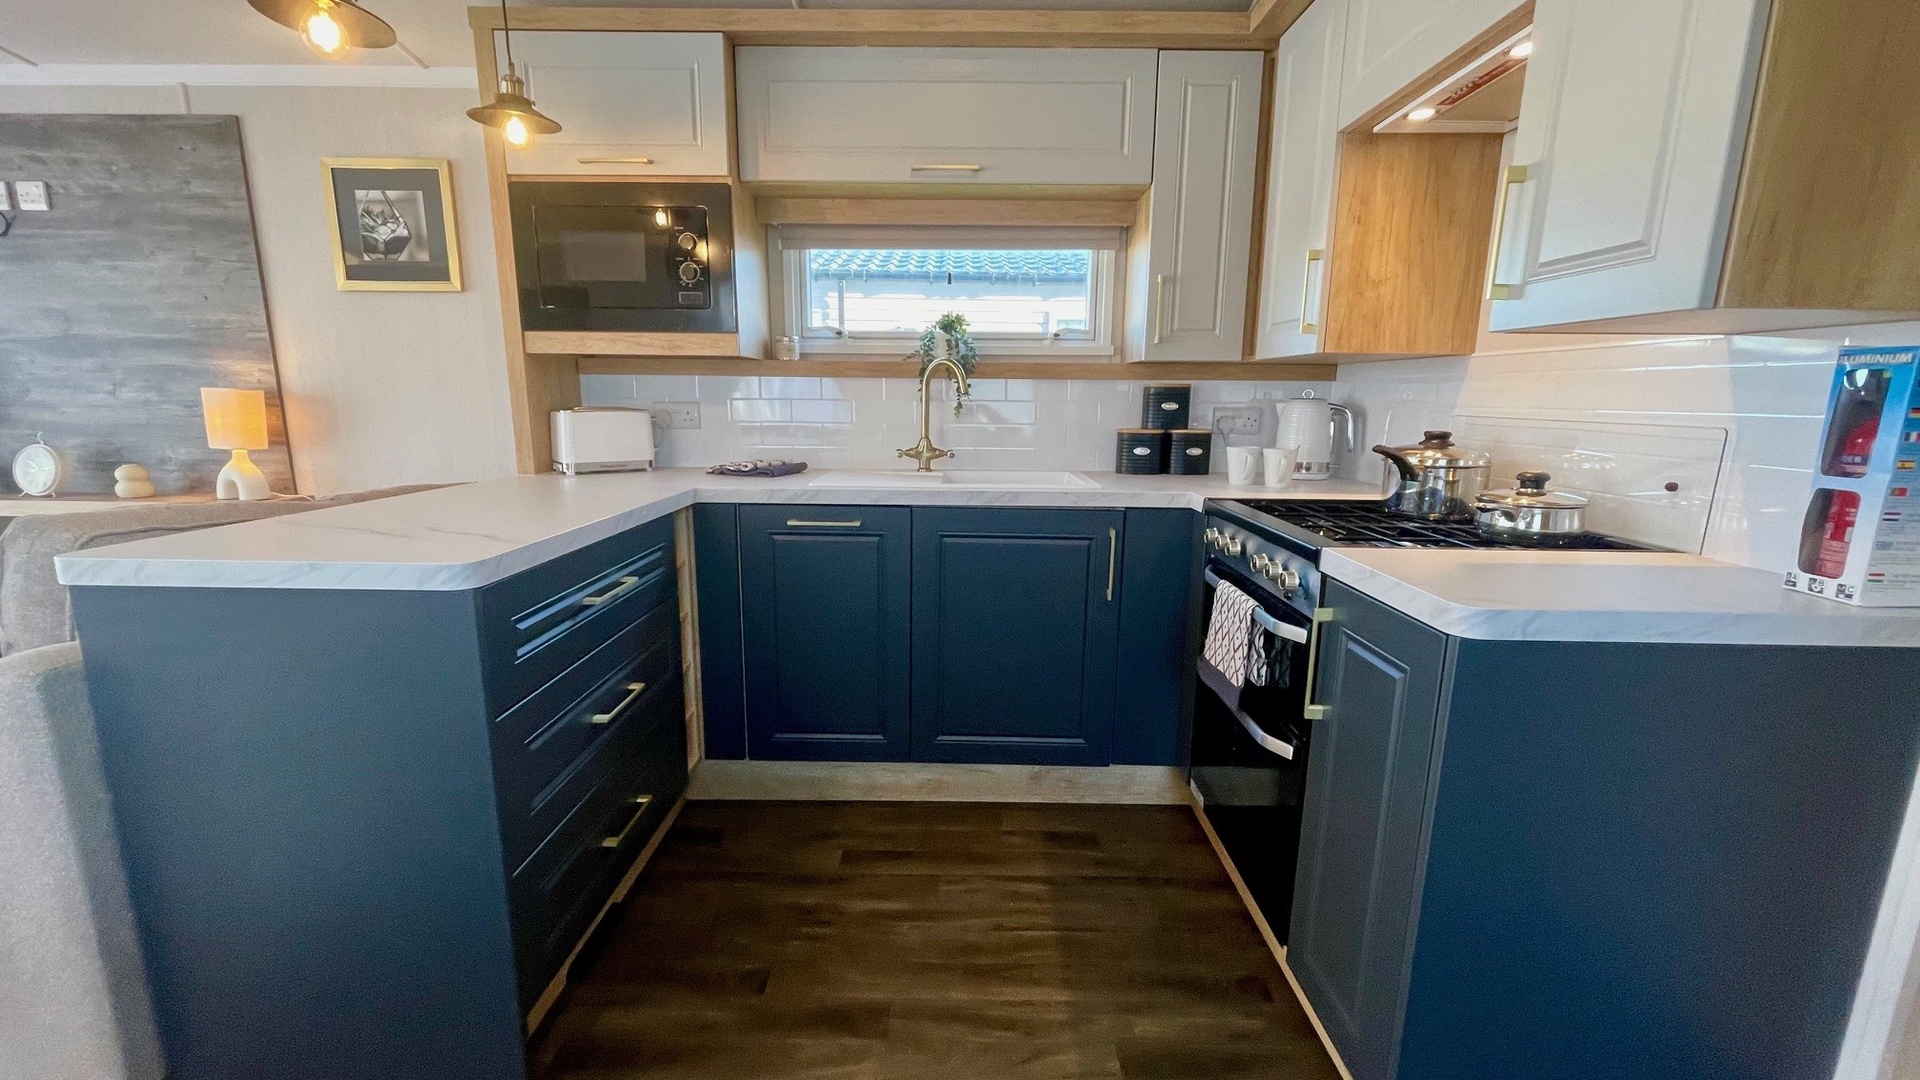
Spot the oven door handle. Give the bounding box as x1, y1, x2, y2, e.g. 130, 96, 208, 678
1235, 706, 1296, 760
1205, 569, 1309, 644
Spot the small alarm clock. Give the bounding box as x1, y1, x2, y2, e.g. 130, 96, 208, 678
12, 436, 68, 497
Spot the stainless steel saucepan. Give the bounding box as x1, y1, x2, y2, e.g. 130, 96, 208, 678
1474, 471, 1590, 542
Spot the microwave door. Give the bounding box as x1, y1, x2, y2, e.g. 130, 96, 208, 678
531, 206, 660, 310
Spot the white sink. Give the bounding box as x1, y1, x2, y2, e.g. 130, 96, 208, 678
808, 470, 1101, 490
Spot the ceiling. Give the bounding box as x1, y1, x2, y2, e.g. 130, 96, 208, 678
0, 0, 1253, 71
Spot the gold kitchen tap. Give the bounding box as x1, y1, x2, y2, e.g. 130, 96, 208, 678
897, 356, 972, 472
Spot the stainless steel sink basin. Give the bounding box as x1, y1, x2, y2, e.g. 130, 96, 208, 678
808, 470, 1101, 490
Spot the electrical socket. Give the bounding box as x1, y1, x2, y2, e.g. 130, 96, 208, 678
1212, 405, 1265, 436
649, 401, 701, 430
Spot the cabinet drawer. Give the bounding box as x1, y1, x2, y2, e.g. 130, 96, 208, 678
481, 517, 675, 714
509, 691, 688, 1008
735, 47, 1158, 184
494, 602, 681, 862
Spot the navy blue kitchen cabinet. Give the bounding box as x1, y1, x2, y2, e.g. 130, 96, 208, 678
1287, 578, 1920, 1080
1287, 578, 1447, 1080
69, 516, 690, 1080
910, 507, 1125, 765
738, 505, 912, 761
1112, 507, 1202, 765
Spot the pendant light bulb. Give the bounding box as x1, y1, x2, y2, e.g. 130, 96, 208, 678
302, 8, 347, 58
503, 115, 531, 148
468, 0, 562, 145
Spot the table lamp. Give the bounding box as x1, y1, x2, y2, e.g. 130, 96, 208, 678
201, 387, 270, 500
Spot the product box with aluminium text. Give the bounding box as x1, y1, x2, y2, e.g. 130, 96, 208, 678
1787, 345, 1920, 606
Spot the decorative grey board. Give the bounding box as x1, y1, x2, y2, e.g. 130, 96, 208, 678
0, 114, 292, 496
1452, 415, 1726, 553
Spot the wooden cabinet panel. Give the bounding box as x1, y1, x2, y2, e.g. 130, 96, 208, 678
910, 508, 1123, 765
1336, 0, 1525, 128
1486, 0, 1769, 330
497, 31, 730, 177
1254, 0, 1347, 359
1138, 51, 1264, 362
739, 506, 912, 761
1289, 580, 1447, 1080
735, 47, 1158, 184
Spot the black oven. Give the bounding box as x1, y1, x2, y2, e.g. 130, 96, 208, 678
510, 180, 736, 334
1190, 557, 1313, 944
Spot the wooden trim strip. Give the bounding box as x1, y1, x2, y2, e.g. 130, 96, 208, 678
756, 196, 1140, 227
568, 355, 1343, 381
525, 331, 743, 357
686, 761, 1192, 804
467, 6, 1255, 48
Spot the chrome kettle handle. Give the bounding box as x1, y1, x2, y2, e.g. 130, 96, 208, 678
1328, 403, 1356, 453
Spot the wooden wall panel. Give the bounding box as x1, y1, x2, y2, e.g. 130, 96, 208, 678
0, 115, 293, 495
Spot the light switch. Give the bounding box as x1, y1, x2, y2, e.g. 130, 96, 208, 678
13, 181, 49, 211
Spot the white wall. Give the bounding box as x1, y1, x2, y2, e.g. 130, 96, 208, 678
581, 373, 1335, 473
1333, 321, 1920, 571
0, 83, 517, 496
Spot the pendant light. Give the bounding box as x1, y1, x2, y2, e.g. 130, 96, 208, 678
248, 0, 395, 59
468, 0, 561, 148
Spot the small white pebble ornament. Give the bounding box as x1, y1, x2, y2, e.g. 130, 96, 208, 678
114, 464, 157, 499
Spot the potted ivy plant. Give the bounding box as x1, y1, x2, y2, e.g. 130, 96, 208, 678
907, 312, 980, 416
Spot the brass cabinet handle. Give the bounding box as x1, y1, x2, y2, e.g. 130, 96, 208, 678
909, 163, 983, 172
579, 575, 639, 607
1299, 249, 1325, 334
577, 156, 655, 165
1302, 607, 1334, 721
1151, 274, 1167, 345
1486, 163, 1534, 300
1105, 527, 1118, 603
590, 681, 647, 726
785, 519, 862, 528
600, 794, 655, 849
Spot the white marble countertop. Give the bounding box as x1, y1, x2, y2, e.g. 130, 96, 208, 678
1320, 548, 1920, 647
55, 468, 1380, 592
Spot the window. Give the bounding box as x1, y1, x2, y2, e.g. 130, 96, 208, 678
772, 226, 1124, 357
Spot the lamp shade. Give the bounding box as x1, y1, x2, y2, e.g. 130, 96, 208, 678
201, 388, 269, 451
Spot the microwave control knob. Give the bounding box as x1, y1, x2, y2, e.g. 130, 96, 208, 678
677, 262, 703, 285
675, 231, 699, 251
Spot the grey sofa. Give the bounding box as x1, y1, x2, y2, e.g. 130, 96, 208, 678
0, 487, 442, 1080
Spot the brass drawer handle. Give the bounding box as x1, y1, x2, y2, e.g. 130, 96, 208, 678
579, 575, 639, 607
1105, 527, 1118, 603
1302, 607, 1334, 721
1299, 249, 1325, 334
1486, 164, 1535, 300
601, 795, 655, 848
909, 163, 982, 172
577, 156, 655, 165
589, 681, 647, 726
785, 519, 862, 528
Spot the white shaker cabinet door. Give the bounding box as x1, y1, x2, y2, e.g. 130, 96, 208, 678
1486, 0, 1770, 331
1336, 0, 1524, 129
1254, 0, 1346, 359
496, 31, 730, 177
1139, 51, 1265, 362
735, 47, 1158, 185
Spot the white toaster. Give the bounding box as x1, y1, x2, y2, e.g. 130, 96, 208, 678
550, 407, 656, 474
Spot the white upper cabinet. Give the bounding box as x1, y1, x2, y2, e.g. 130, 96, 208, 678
1486, 0, 1770, 331
1336, 0, 1525, 128
1138, 51, 1265, 362
496, 31, 730, 177
1254, 0, 1347, 359
735, 47, 1159, 185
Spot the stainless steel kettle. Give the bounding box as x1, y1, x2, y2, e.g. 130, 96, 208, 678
1373, 430, 1492, 521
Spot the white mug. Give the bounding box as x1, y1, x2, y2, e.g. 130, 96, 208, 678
1263, 447, 1299, 489
1226, 446, 1260, 486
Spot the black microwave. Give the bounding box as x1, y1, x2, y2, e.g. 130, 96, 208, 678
510, 180, 737, 334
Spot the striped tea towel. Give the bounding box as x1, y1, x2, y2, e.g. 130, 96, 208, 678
1202, 581, 1260, 688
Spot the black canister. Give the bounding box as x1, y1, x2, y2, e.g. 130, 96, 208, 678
1116, 428, 1167, 474
1141, 384, 1192, 430
1168, 429, 1213, 475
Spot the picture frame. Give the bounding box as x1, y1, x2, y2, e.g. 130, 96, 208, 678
322, 158, 462, 292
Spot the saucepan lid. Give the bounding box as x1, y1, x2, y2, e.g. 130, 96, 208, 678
1476, 471, 1588, 510
1381, 430, 1491, 471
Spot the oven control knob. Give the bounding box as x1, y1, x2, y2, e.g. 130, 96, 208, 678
675, 231, 699, 251
1250, 553, 1274, 576
1275, 568, 1302, 593
1223, 536, 1243, 557
677, 261, 703, 285
1204, 527, 1222, 547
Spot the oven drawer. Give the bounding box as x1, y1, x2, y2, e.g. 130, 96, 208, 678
494, 602, 681, 863
480, 517, 675, 715
508, 679, 688, 1009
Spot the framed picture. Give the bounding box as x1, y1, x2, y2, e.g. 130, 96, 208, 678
322, 158, 462, 292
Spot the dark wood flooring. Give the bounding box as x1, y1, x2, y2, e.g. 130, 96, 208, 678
530, 801, 1341, 1080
